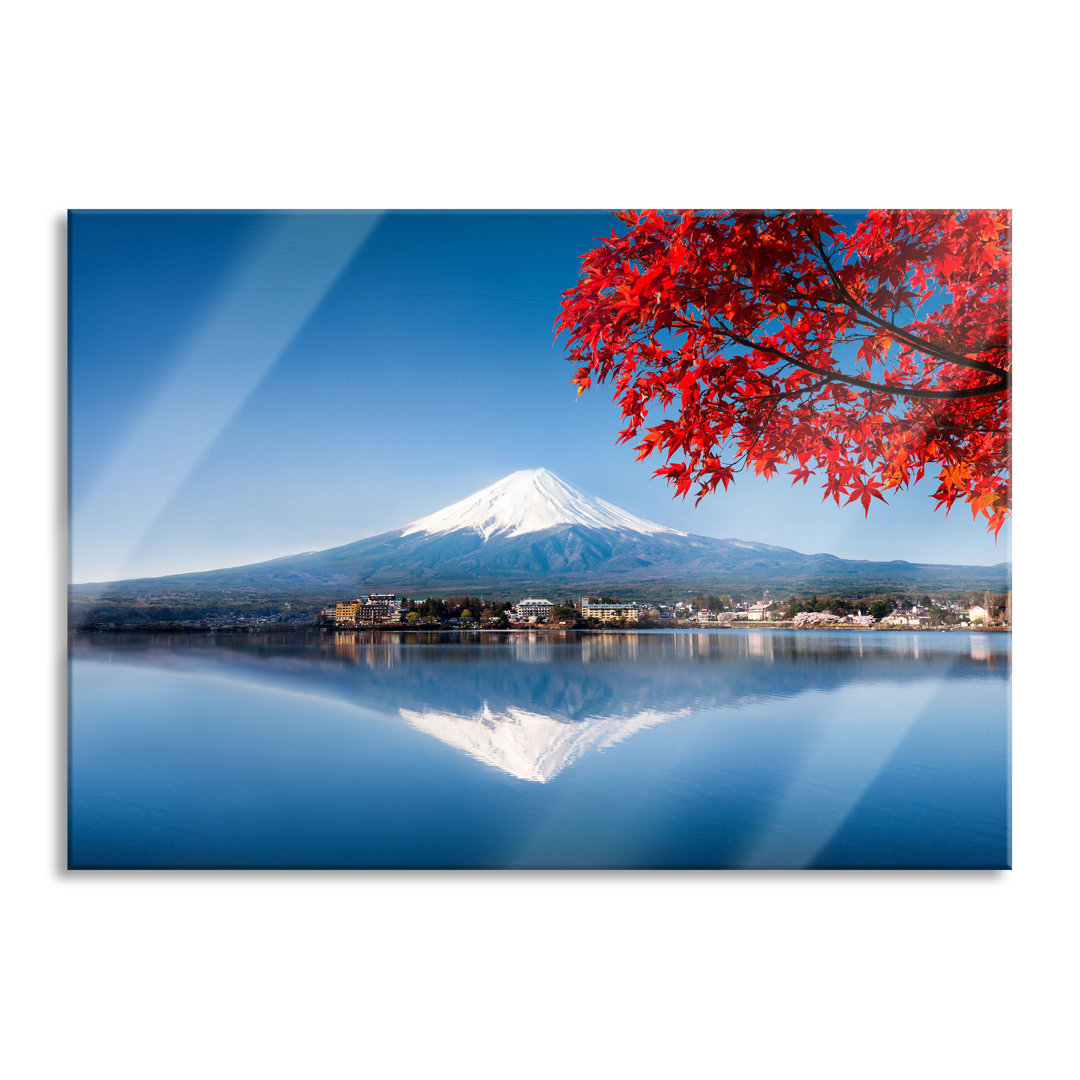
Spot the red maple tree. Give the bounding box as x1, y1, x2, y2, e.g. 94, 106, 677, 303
557, 210, 1011, 537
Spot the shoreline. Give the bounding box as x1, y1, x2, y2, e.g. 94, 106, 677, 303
69, 623, 1012, 636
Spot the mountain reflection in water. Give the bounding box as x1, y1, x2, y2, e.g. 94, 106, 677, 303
69, 630, 1009, 868
70, 630, 1007, 785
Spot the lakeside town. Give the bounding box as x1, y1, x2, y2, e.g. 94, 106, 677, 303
314, 591, 1011, 630
71, 588, 1012, 632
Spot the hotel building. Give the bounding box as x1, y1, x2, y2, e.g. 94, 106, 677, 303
511, 598, 555, 623
580, 597, 641, 622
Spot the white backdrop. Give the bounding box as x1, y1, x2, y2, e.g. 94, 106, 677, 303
4, 3, 1073, 1078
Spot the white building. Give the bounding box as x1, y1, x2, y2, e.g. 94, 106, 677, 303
512, 598, 555, 623
884, 614, 915, 626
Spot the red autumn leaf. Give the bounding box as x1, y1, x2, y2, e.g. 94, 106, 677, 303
558, 209, 1011, 537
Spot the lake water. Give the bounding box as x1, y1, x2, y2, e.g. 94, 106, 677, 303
68, 630, 1010, 869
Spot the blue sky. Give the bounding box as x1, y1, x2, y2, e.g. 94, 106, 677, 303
70, 210, 1011, 583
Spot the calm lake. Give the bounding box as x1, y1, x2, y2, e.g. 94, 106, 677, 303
68, 629, 1010, 869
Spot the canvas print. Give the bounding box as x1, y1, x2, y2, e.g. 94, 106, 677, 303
68, 210, 1011, 869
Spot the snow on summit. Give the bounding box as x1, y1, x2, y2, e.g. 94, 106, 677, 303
401, 467, 687, 541
399, 701, 689, 782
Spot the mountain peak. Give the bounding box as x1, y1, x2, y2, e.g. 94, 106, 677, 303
399, 702, 687, 782
401, 468, 687, 541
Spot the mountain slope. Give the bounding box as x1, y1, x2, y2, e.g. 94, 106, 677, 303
71, 467, 1011, 597
402, 467, 685, 539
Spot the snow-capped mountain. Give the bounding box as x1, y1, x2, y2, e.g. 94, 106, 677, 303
402, 468, 685, 541
72, 467, 1011, 595
169, 466, 807, 591
400, 702, 687, 782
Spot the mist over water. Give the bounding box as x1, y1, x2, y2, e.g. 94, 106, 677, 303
69, 630, 1010, 869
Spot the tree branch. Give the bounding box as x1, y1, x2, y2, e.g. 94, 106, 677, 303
672, 317, 1010, 401
807, 232, 1008, 380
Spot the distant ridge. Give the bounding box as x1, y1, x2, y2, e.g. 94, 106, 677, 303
71, 468, 1011, 597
